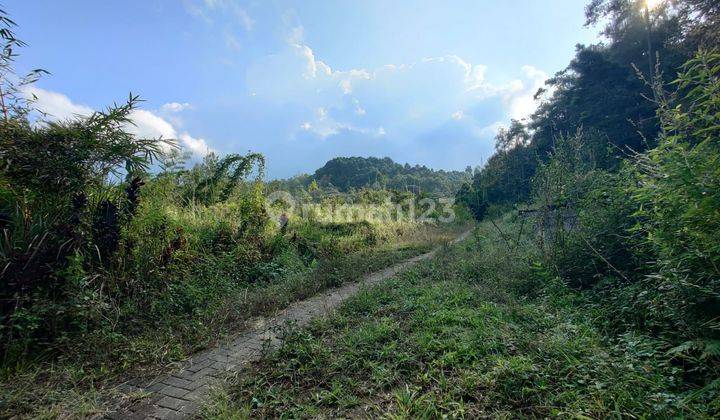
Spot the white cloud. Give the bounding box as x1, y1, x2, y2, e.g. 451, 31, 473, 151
476, 121, 505, 137
419, 55, 490, 94
126, 109, 176, 140
179, 132, 212, 155
286, 25, 305, 44
246, 39, 548, 143
124, 110, 214, 156
24, 87, 213, 157
161, 102, 191, 113
307, 106, 340, 137
296, 105, 379, 139
507, 65, 549, 120
24, 86, 93, 120
521, 64, 548, 81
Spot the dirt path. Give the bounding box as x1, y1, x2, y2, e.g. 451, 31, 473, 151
104, 229, 473, 419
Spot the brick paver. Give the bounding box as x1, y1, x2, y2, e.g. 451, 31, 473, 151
103, 230, 472, 419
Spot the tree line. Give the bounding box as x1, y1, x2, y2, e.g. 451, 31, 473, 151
458, 0, 718, 214
457, 0, 720, 379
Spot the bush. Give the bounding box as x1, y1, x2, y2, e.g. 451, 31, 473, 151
531, 131, 640, 288
629, 50, 720, 343
0, 97, 167, 357
529, 50, 720, 375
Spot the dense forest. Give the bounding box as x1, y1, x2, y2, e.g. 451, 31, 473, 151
312, 156, 470, 195
267, 156, 470, 197
458, 0, 719, 211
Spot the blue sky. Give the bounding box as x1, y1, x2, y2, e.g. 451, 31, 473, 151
10, 0, 600, 178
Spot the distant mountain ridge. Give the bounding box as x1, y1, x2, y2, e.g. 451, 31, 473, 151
312, 156, 470, 195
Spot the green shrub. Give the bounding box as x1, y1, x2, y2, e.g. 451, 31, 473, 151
629, 50, 720, 343
531, 131, 640, 288
529, 50, 720, 377
0, 97, 166, 358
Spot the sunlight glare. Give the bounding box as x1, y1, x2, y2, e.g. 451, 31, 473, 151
645, 0, 662, 10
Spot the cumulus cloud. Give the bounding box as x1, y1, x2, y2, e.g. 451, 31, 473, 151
178, 132, 213, 156
286, 25, 305, 44
240, 37, 553, 175
247, 39, 548, 145
126, 109, 176, 139
161, 102, 192, 113
477, 121, 506, 137
298, 106, 383, 139
309, 106, 340, 137
24, 86, 93, 119
24, 87, 213, 157
506, 65, 549, 120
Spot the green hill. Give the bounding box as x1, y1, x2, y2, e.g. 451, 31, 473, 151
311, 156, 470, 196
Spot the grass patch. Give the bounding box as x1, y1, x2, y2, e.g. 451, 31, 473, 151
205, 222, 719, 418
0, 222, 469, 418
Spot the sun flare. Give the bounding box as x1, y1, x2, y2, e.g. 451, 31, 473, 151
646, 0, 663, 10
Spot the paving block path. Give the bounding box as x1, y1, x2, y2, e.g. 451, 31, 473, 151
104, 229, 472, 419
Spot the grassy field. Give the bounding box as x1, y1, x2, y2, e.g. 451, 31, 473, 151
205, 219, 719, 419
0, 211, 469, 418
